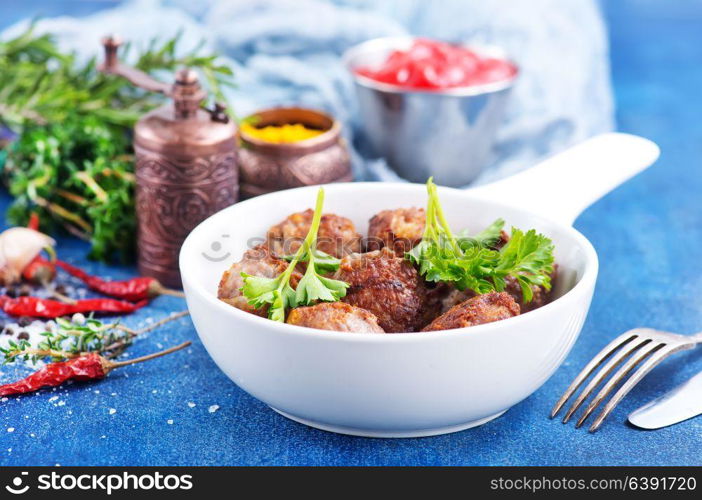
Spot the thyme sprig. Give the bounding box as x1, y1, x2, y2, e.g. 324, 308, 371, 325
0, 310, 189, 364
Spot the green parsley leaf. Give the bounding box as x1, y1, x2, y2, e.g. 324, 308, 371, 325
406, 179, 555, 302
457, 218, 505, 250
241, 188, 349, 322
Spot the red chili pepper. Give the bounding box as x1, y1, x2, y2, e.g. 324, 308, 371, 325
0, 295, 147, 318
55, 260, 183, 302
27, 213, 40, 231
22, 255, 56, 284
0, 342, 191, 397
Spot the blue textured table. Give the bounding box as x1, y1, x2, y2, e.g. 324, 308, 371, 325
1, 1, 702, 466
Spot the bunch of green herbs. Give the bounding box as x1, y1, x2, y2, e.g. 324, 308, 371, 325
0, 24, 235, 262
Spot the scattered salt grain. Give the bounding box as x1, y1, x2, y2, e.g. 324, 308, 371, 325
94, 390, 100, 394
111, 393, 117, 396
208, 405, 219, 414
48, 396, 58, 402
1, 397, 7, 402
167, 419, 173, 425
7, 427, 14, 433
187, 402, 196, 408
108, 408, 116, 415
100, 435, 106, 439
57, 401, 65, 407
30, 433, 35, 438
152, 389, 157, 394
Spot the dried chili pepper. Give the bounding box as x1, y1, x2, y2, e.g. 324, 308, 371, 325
0, 341, 191, 397
55, 260, 184, 302
0, 295, 147, 318
22, 255, 56, 284
27, 213, 40, 231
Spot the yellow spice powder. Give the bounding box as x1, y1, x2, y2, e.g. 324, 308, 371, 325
241, 122, 324, 143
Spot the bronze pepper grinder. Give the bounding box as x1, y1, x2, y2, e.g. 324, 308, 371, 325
99, 35, 238, 288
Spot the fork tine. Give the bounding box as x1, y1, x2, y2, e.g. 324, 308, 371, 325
561, 337, 651, 423
588, 345, 685, 432
550, 333, 638, 418
575, 342, 665, 428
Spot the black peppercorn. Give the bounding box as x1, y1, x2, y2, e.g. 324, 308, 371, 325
18, 316, 32, 327
17, 331, 29, 341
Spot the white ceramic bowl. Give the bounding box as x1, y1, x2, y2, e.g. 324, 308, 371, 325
180, 133, 659, 437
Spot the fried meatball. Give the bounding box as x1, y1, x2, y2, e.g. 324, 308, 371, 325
218, 244, 301, 317
366, 207, 425, 255
494, 230, 510, 249
334, 247, 427, 333
439, 286, 476, 314
266, 209, 362, 258
287, 302, 385, 333
422, 281, 456, 327
421, 292, 520, 332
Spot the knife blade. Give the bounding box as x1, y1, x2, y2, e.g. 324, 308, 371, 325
628, 370, 702, 429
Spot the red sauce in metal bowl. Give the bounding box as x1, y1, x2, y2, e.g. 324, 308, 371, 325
354, 38, 516, 90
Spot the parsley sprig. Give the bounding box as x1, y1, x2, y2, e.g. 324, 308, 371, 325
407, 179, 555, 302
241, 188, 349, 322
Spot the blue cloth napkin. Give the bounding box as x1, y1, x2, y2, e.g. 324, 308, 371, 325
1, 0, 614, 184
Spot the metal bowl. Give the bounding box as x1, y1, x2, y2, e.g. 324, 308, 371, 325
343, 37, 518, 186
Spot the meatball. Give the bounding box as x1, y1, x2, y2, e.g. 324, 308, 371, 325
218, 244, 301, 317
334, 247, 427, 333
438, 286, 476, 314
266, 209, 362, 258
366, 207, 425, 255
422, 281, 456, 327
421, 292, 520, 332
494, 230, 510, 249
287, 302, 385, 333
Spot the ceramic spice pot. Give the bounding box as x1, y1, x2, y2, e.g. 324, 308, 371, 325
237, 107, 352, 198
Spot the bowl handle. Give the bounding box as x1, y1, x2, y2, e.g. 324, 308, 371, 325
467, 133, 660, 226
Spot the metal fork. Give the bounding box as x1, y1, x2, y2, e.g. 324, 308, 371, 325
551, 328, 702, 432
